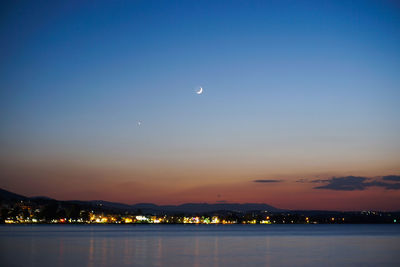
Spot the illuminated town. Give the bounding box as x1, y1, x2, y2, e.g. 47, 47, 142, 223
1, 198, 398, 225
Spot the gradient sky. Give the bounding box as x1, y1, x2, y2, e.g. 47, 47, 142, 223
1, 0, 400, 210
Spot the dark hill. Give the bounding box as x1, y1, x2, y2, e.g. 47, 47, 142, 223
136, 203, 280, 214
0, 188, 281, 214
0, 188, 28, 201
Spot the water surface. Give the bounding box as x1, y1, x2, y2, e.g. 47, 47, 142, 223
1, 224, 399, 266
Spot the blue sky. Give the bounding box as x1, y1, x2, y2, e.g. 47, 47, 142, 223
1, 0, 399, 209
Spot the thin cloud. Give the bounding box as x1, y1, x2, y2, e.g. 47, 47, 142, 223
381, 183, 400, 190
364, 181, 400, 190
382, 175, 400, 182
310, 179, 330, 183
313, 176, 368, 191
253, 179, 283, 183
313, 176, 400, 191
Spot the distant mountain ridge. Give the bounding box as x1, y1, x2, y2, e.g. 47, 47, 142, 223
80, 201, 281, 214
128, 202, 279, 214
0, 188, 281, 214
0, 188, 28, 201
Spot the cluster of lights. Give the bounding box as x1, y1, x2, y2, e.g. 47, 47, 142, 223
3, 206, 397, 224
4, 216, 397, 224
4, 217, 39, 224
4, 215, 237, 224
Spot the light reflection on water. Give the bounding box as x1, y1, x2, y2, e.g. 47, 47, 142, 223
0, 225, 400, 267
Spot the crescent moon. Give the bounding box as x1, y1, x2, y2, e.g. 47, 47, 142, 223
196, 87, 203, 94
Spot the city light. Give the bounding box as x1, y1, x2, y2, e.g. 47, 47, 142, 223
1, 200, 397, 225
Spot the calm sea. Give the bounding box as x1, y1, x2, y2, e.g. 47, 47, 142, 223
1, 224, 399, 266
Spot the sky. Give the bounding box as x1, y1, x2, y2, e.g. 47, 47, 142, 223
1, 0, 400, 210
